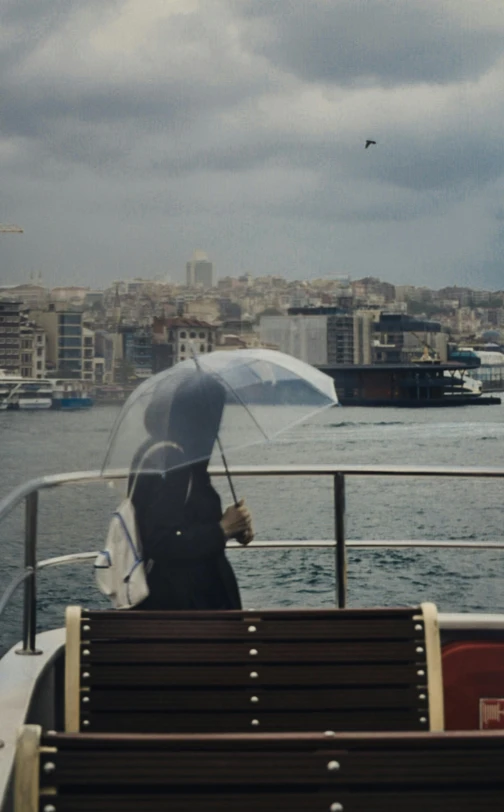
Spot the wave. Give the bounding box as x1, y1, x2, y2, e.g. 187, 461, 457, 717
328, 420, 406, 428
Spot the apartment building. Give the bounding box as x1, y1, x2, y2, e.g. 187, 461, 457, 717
152, 317, 217, 372
0, 300, 21, 373
31, 305, 83, 378
20, 321, 46, 378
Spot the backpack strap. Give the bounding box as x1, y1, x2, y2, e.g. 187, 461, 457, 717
130, 440, 185, 497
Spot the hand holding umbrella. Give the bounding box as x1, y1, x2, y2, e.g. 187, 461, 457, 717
220, 499, 254, 545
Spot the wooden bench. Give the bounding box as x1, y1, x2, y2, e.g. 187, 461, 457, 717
65, 603, 443, 733
16, 726, 504, 812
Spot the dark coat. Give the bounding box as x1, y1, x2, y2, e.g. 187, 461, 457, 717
130, 462, 242, 610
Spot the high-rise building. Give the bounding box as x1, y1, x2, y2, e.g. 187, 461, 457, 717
31, 304, 84, 378
186, 251, 214, 289
0, 300, 21, 373
327, 315, 354, 365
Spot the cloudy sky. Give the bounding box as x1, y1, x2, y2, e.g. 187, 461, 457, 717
1, 0, 504, 289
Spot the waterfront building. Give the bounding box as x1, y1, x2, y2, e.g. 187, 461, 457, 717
94, 331, 115, 383
259, 313, 327, 366
119, 325, 153, 380
259, 308, 373, 366
0, 300, 21, 374
327, 315, 356, 365
82, 328, 96, 383
20, 320, 46, 379
31, 304, 84, 379
372, 313, 447, 363
321, 362, 495, 406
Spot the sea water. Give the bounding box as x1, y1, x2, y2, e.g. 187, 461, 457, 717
0, 403, 503, 652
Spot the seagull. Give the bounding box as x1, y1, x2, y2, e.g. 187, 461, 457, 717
365, 140, 376, 149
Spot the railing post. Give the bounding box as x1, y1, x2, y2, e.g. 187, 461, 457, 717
334, 473, 347, 608
17, 491, 41, 655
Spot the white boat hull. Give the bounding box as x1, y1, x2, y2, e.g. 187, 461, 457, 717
0, 373, 55, 410
18, 399, 52, 410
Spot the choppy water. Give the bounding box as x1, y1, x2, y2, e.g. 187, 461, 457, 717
1, 403, 504, 653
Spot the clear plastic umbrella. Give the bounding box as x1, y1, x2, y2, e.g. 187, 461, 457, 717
102, 349, 338, 498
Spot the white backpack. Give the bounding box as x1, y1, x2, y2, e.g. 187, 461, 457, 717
94, 495, 148, 609
95, 441, 189, 609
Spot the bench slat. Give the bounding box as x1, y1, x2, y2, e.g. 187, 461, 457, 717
35, 792, 504, 812
81, 640, 424, 663
81, 663, 422, 687
82, 617, 421, 641
38, 741, 504, 784
81, 709, 427, 733
41, 730, 504, 750
86, 686, 425, 712
86, 608, 421, 620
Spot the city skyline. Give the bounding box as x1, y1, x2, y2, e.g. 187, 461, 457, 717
2, 269, 504, 299
1, 2, 504, 289
2, 266, 504, 394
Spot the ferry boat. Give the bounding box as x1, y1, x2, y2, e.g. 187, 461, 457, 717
1, 462, 504, 810
0, 373, 93, 411
50, 379, 93, 410
0, 372, 53, 410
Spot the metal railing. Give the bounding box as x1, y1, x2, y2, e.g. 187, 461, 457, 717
1, 464, 504, 655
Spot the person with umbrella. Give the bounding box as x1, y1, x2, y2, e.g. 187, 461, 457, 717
102, 349, 338, 610
129, 371, 253, 610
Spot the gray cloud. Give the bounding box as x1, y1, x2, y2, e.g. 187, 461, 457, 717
1, 0, 504, 287
239, 0, 504, 86
0, 1, 118, 77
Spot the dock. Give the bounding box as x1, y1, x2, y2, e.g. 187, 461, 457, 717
318, 363, 502, 407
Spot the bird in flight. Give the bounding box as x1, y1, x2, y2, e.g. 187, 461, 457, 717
365, 140, 376, 149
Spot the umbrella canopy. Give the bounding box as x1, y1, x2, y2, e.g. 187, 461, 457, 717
102, 349, 338, 477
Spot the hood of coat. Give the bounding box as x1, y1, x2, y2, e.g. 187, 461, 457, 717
143, 369, 226, 470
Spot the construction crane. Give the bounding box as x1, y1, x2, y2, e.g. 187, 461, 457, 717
0, 224, 23, 233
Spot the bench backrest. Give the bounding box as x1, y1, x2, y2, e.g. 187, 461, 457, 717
16, 725, 504, 812
65, 603, 443, 733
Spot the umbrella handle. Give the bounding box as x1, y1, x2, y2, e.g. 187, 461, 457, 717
216, 433, 247, 545
216, 435, 239, 506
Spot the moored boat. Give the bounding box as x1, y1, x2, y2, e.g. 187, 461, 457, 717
50, 379, 93, 410
0, 371, 53, 410
0, 372, 93, 411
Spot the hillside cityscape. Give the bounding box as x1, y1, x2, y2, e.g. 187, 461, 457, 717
1, 250, 504, 401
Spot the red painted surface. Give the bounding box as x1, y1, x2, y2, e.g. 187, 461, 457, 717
443, 641, 504, 730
